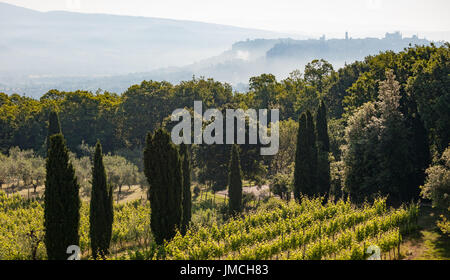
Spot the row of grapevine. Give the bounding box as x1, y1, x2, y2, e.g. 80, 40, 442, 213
0, 192, 45, 260
0, 191, 152, 260
162, 197, 418, 260
0, 190, 419, 260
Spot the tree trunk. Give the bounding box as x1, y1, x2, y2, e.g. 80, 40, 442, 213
117, 185, 122, 203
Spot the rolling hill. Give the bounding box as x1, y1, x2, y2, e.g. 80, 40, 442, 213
0, 3, 444, 97
0, 2, 289, 77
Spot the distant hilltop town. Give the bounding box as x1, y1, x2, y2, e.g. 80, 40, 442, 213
264, 31, 434, 62
229, 31, 436, 62
343, 31, 415, 41
1, 28, 443, 97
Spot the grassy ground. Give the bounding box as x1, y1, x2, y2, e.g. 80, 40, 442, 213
401, 204, 450, 260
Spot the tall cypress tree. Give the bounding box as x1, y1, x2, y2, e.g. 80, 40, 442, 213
44, 134, 80, 260
294, 113, 309, 200
179, 143, 192, 235
294, 111, 319, 199
408, 111, 430, 200
144, 128, 183, 245
228, 145, 243, 215
46, 111, 61, 153
316, 101, 331, 198
316, 101, 330, 152
306, 110, 318, 192
89, 141, 113, 259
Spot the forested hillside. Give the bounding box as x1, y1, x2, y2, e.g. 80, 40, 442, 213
0, 2, 284, 77
0, 43, 448, 260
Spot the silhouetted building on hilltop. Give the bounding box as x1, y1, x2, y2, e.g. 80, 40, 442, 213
385, 31, 402, 40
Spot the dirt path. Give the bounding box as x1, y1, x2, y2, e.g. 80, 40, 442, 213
2, 184, 147, 205
216, 184, 271, 199
401, 205, 450, 260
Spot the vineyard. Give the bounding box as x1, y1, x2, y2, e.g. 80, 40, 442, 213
163, 197, 419, 260
0, 190, 429, 260
0, 191, 151, 260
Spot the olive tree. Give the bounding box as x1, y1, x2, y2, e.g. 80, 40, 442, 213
103, 155, 139, 203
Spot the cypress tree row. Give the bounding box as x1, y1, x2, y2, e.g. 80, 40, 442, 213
89, 141, 113, 259
316, 101, 331, 198
44, 133, 80, 260
143, 128, 183, 245
46, 111, 61, 153
306, 111, 318, 192
228, 145, 243, 216
294, 111, 319, 199
294, 113, 309, 200
316, 101, 330, 152
179, 143, 192, 235
407, 110, 430, 200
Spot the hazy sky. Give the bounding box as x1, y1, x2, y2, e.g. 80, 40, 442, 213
2, 0, 450, 38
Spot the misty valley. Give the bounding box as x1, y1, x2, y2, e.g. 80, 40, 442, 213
0, 0, 448, 265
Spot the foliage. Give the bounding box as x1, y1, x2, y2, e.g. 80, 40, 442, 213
103, 155, 140, 202
437, 215, 450, 236
70, 155, 92, 197
68, 152, 142, 200
420, 146, 450, 212
0, 147, 45, 196
228, 145, 243, 216
0, 44, 448, 260
269, 173, 291, 200
0, 45, 445, 209
342, 71, 414, 204
324, 61, 369, 119
163, 197, 418, 260
269, 119, 297, 176
89, 141, 114, 259
341, 44, 448, 161
293, 111, 318, 199
0, 191, 151, 259
144, 128, 183, 245
330, 157, 345, 200
316, 100, 331, 197
46, 111, 61, 153
180, 143, 192, 235
406, 44, 450, 156
304, 59, 334, 94
0, 192, 45, 260
44, 134, 80, 260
